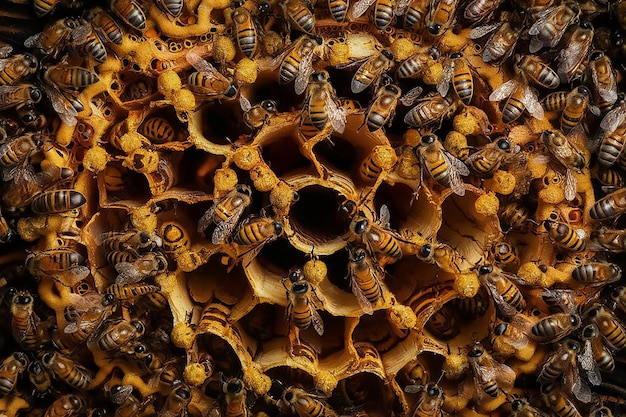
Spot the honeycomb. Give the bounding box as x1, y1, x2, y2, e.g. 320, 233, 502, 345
1, 0, 626, 415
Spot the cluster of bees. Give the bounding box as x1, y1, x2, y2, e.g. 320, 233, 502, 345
1, 0, 626, 415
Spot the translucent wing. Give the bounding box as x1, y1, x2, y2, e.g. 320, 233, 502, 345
110, 384, 134, 404
470, 22, 501, 39
24, 34, 41, 49
600, 103, 626, 132
489, 79, 518, 102
186, 51, 219, 75
395, 0, 411, 15
521, 85, 545, 120
591, 64, 618, 104
239, 94, 252, 112
350, 269, 374, 315
115, 262, 144, 285
399, 86, 423, 106
350, 0, 376, 18
197, 203, 218, 233
325, 92, 347, 133
564, 359, 591, 403
0, 85, 30, 111
444, 153, 469, 196
71, 24, 92, 44
310, 306, 325, 335
294, 50, 315, 95
564, 169, 577, 201
579, 339, 602, 386
45, 84, 79, 126
379, 204, 391, 226
55, 266, 90, 287
0, 44, 12, 58
436, 60, 453, 98
211, 204, 247, 245
483, 278, 518, 317
240, 236, 275, 268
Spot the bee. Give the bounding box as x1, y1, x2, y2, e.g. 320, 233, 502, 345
138, 117, 177, 144
0, 208, 12, 244
515, 54, 560, 89
396, 46, 438, 79
85, 7, 124, 45
425, 303, 460, 340
489, 241, 519, 269
468, 343, 514, 401
0, 84, 42, 116
0, 133, 41, 180
465, 137, 519, 175
584, 304, 626, 351
280, 386, 338, 417
0, 352, 28, 398
113, 252, 168, 285
222, 377, 249, 417
232, 7, 258, 58
541, 129, 585, 200
590, 226, 626, 252
105, 283, 160, 300
401, 0, 428, 30
234, 214, 284, 267
11, 291, 47, 351
25, 247, 90, 286
283, 268, 324, 335
437, 52, 474, 105
463, 0, 503, 24
282, 0, 315, 34
470, 10, 523, 65
426, 0, 457, 36
347, 245, 384, 315
110, 0, 147, 31
588, 51, 618, 111
346, 203, 403, 260
530, 312, 581, 343
40, 64, 96, 126
16, 101, 47, 130
543, 220, 586, 252
554, 86, 598, 134
581, 323, 614, 379
489, 75, 544, 124
101, 230, 163, 257
415, 133, 469, 196
590, 188, 626, 221
0, 54, 38, 86
539, 339, 591, 402
277, 35, 323, 95
44, 64, 99, 90
557, 20, 594, 84
541, 383, 582, 417
30, 190, 86, 214
571, 261, 621, 285
90, 319, 145, 352
527, 2, 579, 53
33, 0, 62, 16
363, 83, 401, 132
611, 286, 626, 315
241, 98, 279, 130
198, 184, 252, 244
186, 51, 238, 98
373, 0, 397, 30
44, 394, 86, 417
477, 264, 526, 317
300, 71, 347, 136
28, 360, 53, 396
157, 0, 183, 17
350, 49, 394, 94
402, 382, 444, 417
41, 351, 93, 390
328, 0, 349, 21
596, 167, 624, 193
491, 315, 533, 353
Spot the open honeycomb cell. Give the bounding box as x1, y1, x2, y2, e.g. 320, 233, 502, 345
1, 0, 626, 415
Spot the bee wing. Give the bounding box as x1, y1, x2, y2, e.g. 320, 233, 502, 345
349, 0, 376, 18
436, 60, 453, 98
0, 85, 29, 111
240, 236, 274, 268
197, 203, 218, 233
349, 268, 374, 315
564, 169, 577, 201
115, 262, 143, 285
483, 278, 518, 317
239, 94, 252, 112
521, 85, 545, 120
110, 384, 134, 404
590, 63, 617, 104
470, 22, 501, 39
579, 340, 602, 386
324, 91, 347, 133
71, 24, 92, 44
54, 266, 91, 287
45, 85, 79, 126
294, 51, 315, 95
399, 86, 423, 106
186, 51, 219, 75
488, 79, 518, 102
64, 322, 79, 334
394, 0, 410, 15
599, 103, 626, 132
24, 34, 41, 49
379, 204, 391, 226
310, 306, 325, 335
211, 204, 246, 245
442, 152, 468, 196
563, 359, 591, 403
557, 39, 590, 83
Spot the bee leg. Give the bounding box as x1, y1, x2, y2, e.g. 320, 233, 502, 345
299, 129, 332, 178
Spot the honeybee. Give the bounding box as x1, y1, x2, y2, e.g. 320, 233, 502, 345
198, 184, 252, 244
530, 313, 581, 343
543, 220, 586, 252
515, 54, 560, 89
403, 382, 444, 417
489, 75, 544, 124
588, 51, 618, 111
39, 63, 96, 126
110, 0, 147, 31
280, 386, 338, 417
221, 377, 249, 417
346, 203, 403, 260
538, 339, 590, 403
156, 0, 183, 17
44, 394, 86, 417
596, 124, 626, 168
114, 252, 168, 285
405, 93, 457, 128
241, 98, 279, 130
25, 247, 90, 286
0, 133, 41, 180
300, 71, 347, 136
489, 241, 519, 269
349, 0, 395, 29
45, 64, 99, 90
571, 262, 621, 285
277, 35, 323, 95
396, 46, 438, 79
425, 0, 457, 36
139, 117, 177, 144
557, 21, 594, 83
470, 10, 522, 65
28, 360, 53, 396
415, 133, 469, 196
84, 7, 123, 45
350, 49, 394, 94
11, 290, 47, 351
590, 226, 626, 252
541, 129, 585, 200
90, 319, 145, 352
590, 188, 626, 221
509, 397, 551, 417
41, 351, 93, 390
465, 137, 519, 175
0, 54, 38, 86
467, 343, 514, 401
363, 83, 401, 132
282, 0, 315, 34
463, 0, 503, 24
477, 264, 526, 317
0, 84, 42, 114
0, 352, 28, 398
584, 304, 626, 351
552, 86, 598, 134
234, 214, 284, 267
425, 303, 460, 340
30, 190, 86, 214
105, 283, 160, 300
401, 0, 428, 30
528, 2, 580, 53
328, 0, 349, 21
347, 245, 384, 315
16, 101, 47, 130
63, 292, 117, 345
491, 314, 533, 352
186, 52, 237, 98
232, 7, 258, 58
437, 52, 474, 105
540, 383, 582, 417
283, 268, 324, 335
101, 230, 163, 258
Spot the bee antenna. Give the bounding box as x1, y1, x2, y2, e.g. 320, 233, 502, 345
436, 370, 445, 385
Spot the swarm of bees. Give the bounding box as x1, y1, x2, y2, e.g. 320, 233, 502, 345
1, 0, 626, 415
